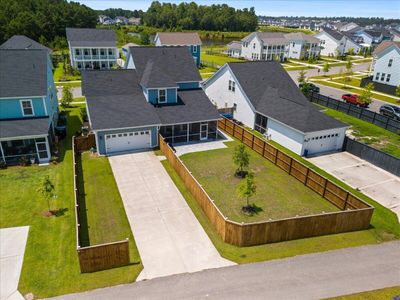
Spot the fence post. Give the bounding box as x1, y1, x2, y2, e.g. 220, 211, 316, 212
274, 149, 278, 164
251, 134, 255, 148
304, 168, 310, 185
288, 158, 293, 175
322, 178, 328, 197
372, 112, 376, 125
344, 192, 350, 210
241, 127, 245, 142
385, 117, 390, 129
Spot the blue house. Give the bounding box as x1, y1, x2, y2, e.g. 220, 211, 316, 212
82, 46, 219, 155
0, 36, 59, 164
154, 32, 202, 66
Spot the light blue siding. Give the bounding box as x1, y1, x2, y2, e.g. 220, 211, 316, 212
96, 126, 159, 155
147, 88, 177, 104
190, 45, 201, 66
166, 88, 177, 103
0, 97, 46, 119
147, 89, 158, 104
177, 82, 200, 90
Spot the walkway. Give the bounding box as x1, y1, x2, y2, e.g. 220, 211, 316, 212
52, 241, 400, 300
309, 152, 400, 219
0, 226, 29, 300
108, 151, 234, 281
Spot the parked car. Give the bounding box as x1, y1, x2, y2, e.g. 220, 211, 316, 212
341, 94, 369, 108
379, 104, 400, 120
299, 82, 320, 93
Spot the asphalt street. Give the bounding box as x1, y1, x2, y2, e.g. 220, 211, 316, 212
52, 241, 400, 300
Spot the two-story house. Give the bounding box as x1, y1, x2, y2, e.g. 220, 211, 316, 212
285, 32, 320, 59
0, 37, 59, 164
315, 28, 362, 56
66, 28, 117, 70
82, 46, 219, 155
355, 30, 383, 46
241, 32, 289, 62
371, 41, 400, 88
154, 32, 202, 66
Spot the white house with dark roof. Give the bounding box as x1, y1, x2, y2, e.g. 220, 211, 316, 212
227, 41, 242, 57
315, 28, 362, 56
154, 32, 202, 66
203, 61, 348, 156
66, 28, 117, 70
0, 36, 59, 164
285, 32, 320, 59
371, 41, 400, 87
82, 46, 219, 155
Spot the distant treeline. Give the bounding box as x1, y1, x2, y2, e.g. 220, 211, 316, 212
142, 1, 258, 32
0, 0, 97, 46
96, 8, 144, 19
259, 16, 400, 27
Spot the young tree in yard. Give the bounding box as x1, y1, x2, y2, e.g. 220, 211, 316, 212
233, 144, 250, 178
297, 69, 307, 83
300, 82, 311, 96
345, 57, 353, 74
347, 48, 355, 56
323, 62, 330, 76
359, 83, 374, 105
37, 176, 56, 213
61, 86, 73, 107
140, 32, 150, 45
237, 172, 257, 212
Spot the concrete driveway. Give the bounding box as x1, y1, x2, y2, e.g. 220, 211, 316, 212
308, 152, 400, 219
108, 151, 234, 281
0, 226, 29, 300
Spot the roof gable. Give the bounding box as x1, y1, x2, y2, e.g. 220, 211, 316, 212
0, 35, 51, 53
155, 32, 202, 45
66, 28, 116, 47
373, 41, 400, 56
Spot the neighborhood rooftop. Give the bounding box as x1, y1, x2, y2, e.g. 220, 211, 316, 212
373, 41, 400, 55
0, 49, 48, 98
0, 117, 50, 139
0, 35, 51, 52
322, 27, 345, 41
155, 32, 202, 45
227, 61, 348, 133
65, 28, 116, 47
284, 32, 320, 43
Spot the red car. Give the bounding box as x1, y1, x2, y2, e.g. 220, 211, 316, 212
341, 94, 369, 108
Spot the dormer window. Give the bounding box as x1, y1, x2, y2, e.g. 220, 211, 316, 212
20, 100, 34, 116
158, 89, 166, 103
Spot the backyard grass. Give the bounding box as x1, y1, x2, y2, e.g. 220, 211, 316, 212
319, 106, 400, 158
0, 106, 142, 298
201, 52, 243, 67
181, 140, 339, 223
326, 286, 400, 300
53, 61, 81, 82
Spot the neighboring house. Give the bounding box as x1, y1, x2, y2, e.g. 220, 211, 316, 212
121, 42, 139, 57
371, 41, 400, 87
0, 37, 59, 164
337, 22, 359, 32
203, 61, 348, 156
154, 32, 202, 66
241, 32, 289, 61
115, 16, 129, 25
391, 29, 400, 42
82, 46, 220, 155
98, 15, 109, 23
315, 28, 362, 56
285, 32, 320, 59
66, 28, 117, 70
226, 41, 242, 57
128, 17, 141, 25
355, 30, 383, 46
0, 35, 52, 52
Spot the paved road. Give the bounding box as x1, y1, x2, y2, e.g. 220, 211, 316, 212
53, 241, 400, 300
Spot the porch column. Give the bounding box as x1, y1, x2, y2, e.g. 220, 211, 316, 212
0, 141, 5, 162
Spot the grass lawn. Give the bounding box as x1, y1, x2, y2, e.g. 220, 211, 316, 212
326, 286, 400, 299
0, 106, 142, 298
318, 106, 400, 158
181, 140, 339, 223
284, 65, 316, 71
311, 79, 400, 104
54, 61, 81, 82
201, 52, 243, 67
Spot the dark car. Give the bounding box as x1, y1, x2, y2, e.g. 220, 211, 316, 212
341, 94, 369, 108
299, 82, 320, 93
380, 104, 400, 120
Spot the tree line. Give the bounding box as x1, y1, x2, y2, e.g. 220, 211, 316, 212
142, 1, 258, 32
0, 0, 97, 47
96, 8, 144, 19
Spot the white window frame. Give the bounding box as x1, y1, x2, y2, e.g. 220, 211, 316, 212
386, 74, 391, 82
375, 72, 380, 80
381, 73, 385, 81
20, 99, 34, 117
158, 89, 167, 103
193, 45, 197, 53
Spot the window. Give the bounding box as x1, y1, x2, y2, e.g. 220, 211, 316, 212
92, 49, 97, 55
388, 59, 393, 67
292, 42, 295, 47
228, 80, 232, 90
108, 49, 113, 55
375, 72, 380, 80
228, 80, 235, 92
84, 49, 89, 55
158, 89, 166, 103
386, 74, 391, 82
381, 73, 385, 81
20, 100, 34, 116
193, 45, 197, 53
253, 43, 256, 49
75, 49, 80, 56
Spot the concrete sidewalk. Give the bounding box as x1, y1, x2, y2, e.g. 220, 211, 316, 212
309, 152, 400, 219
108, 152, 234, 281
0, 226, 29, 300
52, 241, 400, 300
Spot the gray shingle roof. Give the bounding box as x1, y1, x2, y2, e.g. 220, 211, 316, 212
155, 89, 220, 125
321, 28, 344, 41
66, 28, 116, 47
129, 46, 202, 87
227, 41, 242, 51
0, 49, 48, 98
284, 32, 320, 44
0, 35, 51, 52
0, 117, 50, 139
227, 62, 347, 133
156, 32, 202, 45
82, 70, 161, 130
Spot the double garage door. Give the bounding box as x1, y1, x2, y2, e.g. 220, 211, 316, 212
105, 130, 151, 154
305, 133, 340, 155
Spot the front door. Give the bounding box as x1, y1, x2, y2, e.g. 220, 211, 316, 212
200, 123, 208, 140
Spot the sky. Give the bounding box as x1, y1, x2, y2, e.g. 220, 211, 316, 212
76, 0, 400, 19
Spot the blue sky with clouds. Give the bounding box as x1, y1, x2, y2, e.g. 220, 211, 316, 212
77, 0, 399, 18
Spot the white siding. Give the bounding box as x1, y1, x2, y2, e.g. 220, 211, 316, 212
358, 33, 373, 46
267, 119, 305, 155
315, 32, 340, 56
343, 38, 361, 54
154, 36, 161, 46
372, 47, 400, 87
287, 41, 304, 59
241, 35, 262, 60
304, 127, 347, 156
203, 66, 255, 128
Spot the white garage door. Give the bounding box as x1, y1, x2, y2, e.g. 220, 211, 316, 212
306, 133, 339, 155
105, 130, 151, 154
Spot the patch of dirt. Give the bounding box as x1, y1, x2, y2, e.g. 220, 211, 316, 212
41, 210, 55, 217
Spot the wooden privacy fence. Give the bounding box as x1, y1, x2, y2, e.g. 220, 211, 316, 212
74, 133, 96, 152
72, 136, 130, 273
159, 120, 374, 246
